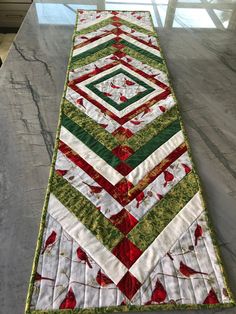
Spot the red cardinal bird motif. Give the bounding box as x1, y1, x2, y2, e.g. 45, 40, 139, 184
111, 82, 120, 89
145, 279, 167, 304
130, 120, 143, 125
99, 123, 108, 129
182, 163, 191, 174
179, 261, 208, 277
96, 15, 101, 19
156, 193, 163, 200
96, 269, 113, 286
124, 78, 135, 86
110, 56, 118, 61
141, 107, 152, 117
55, 169, 68, 177
103, 92, 112, 97
163, 170, 174, 187
194, 224, 203, 246
159, 105, 166, 112
76, 98, 86, 109
203, 288, 219, 304
80, 36, 88, 40
90, 65, 100, 76
77, 247, 92, 268
120, 93, 128, 102
136, 191, 145, 208
42, 231, 56, 254
136, 16, 143, 20
126, 57, 132, 62
83, 181, 103, 194
59, 287, 76, 309
35, 272, 54, 282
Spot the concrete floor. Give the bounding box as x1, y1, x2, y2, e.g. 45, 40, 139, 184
0, 1, 236, 314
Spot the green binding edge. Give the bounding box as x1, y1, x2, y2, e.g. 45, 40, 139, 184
25, 9, 236, 314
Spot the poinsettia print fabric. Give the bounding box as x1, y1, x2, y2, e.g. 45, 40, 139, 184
26, 10, 233, 314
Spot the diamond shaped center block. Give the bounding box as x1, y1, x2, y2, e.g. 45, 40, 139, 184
112, 237, 142, 268
86, 68, 155, 111
95, 73, 145, 103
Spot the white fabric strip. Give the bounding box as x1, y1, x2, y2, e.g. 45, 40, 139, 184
117, 13, 153, 31
60, 126, 123, 185
77, 14, 114, 31
48, 194, 128, 284
73, 33, 116, 56
120, 33, 162, 58
129, 192, 204, 283
126, 130, 184, 185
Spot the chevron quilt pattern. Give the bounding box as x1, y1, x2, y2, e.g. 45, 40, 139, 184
25, 10, 234, 314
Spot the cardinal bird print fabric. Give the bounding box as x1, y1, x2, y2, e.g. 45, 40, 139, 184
25, 10, 234, 314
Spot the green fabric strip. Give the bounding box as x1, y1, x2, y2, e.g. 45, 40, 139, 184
29, 301, 235, 314
75, 17, 113, 36
63, 100, 119, 150
127, 172, 199, 250
86, 68, 154, 111
51, 173, 123, 250
125, 119, 181, 168
123, 46, 167, 73
71, 38, 117, 63
61, 114, 120, 168
70, 46, 116, 70
63, 99, 178, 154
125, 105, 178, 151
118, 17, 156, 36
120, 39, 163, 64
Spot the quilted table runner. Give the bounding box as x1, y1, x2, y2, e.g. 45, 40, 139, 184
25, 10, 234, 313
